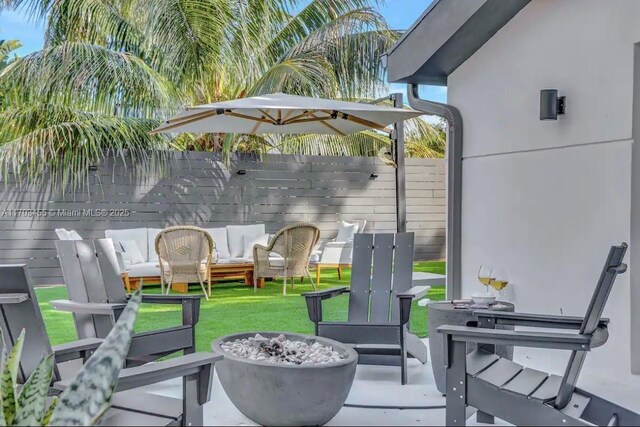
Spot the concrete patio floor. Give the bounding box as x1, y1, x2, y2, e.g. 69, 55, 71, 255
138, 338, 640, 426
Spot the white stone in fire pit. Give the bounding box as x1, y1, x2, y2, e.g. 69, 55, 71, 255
220, 333, 344, 365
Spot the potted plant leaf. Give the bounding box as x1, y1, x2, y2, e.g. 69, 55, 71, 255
0, 291, 142, 426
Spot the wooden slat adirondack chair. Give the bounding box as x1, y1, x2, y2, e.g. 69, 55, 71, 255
53, 239, 202, 366
439, 243, 640, 426
303, 232, 430, 385
0, 264, 220, 426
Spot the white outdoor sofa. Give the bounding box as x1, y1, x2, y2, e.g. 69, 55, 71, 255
56, 220, 365, 285
57, 224, 272, 279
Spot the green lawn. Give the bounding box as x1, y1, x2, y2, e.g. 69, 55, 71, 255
35, 261, 445, 352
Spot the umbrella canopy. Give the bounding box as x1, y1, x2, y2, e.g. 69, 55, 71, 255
152, 92, 422, 135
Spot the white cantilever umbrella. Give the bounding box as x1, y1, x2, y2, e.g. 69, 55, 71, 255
152, 92, 422, 135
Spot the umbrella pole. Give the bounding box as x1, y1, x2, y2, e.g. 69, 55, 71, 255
391, 93, 407, 233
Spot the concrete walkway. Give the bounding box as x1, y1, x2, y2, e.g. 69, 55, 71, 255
138, 338, 640, 426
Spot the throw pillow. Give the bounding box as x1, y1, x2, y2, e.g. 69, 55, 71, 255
335, 221, 359, 242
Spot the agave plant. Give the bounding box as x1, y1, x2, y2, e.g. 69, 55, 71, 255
0, 291, 141, 426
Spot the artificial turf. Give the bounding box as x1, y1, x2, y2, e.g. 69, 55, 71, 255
35, 261, 446, 352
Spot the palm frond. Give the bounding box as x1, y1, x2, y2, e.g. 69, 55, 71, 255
0, 42, 178, 117
0, 104, 172, 189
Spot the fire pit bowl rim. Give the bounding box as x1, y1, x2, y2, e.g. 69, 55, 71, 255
211, 331, 358, 368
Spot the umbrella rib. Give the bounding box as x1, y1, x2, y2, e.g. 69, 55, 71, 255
151, 110, 219, 134
309, 113, 345, 135
225, 111, 274, 124
258, 109, 277, 122
283, 110, 322, 124
165, 109, 219, 124
343, 114, 387, 131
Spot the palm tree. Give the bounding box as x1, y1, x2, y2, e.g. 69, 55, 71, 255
0, 0, 441, 189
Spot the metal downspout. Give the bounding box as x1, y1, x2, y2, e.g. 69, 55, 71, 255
407, 84, 463, 300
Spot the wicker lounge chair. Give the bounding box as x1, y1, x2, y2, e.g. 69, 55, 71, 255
155, 226, 214, 300
253, 223, 320, 295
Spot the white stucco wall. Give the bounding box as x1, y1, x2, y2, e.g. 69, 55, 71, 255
448, 0, 640, 379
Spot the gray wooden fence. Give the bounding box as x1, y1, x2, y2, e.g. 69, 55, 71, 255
0, 152, 445, 284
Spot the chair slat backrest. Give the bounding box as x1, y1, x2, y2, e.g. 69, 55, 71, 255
348, 234, 374, 323
369, 234, 395, 323
0, 265, 59, 382
56, 239, 127, 339
391, 233, 415, 323
554, 243, 627, 410
348, 233, 415, 325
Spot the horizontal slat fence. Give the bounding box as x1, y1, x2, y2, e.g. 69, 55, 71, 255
0, 152, 445, 284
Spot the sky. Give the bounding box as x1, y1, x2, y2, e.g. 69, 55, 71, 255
0, 0, 446, 103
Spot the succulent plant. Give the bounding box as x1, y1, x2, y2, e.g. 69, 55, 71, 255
0, 290, 141, 426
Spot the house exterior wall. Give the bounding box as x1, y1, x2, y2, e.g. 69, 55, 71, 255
448, 0, 640, 379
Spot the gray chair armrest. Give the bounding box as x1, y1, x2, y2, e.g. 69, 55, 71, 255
55, 352, 222, 406
303, 287, 349, 324
50, 300, 127, 316
302, 287, 349, 300
115, 352, 221, 393
140, 294, 204, 304
395, 286, 431, 325
53, 338, 104, 363
473, 310, 609, 330
396, 286, 431, 300
438, 325, 592, 351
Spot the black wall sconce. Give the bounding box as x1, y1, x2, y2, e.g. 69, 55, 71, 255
88, 165, 98, 171
540, 89, 566, 120
369, 173, 378, 181
236, 169, 247, 175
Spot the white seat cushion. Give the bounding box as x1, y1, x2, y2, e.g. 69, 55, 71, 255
205, 227, 231, 259
216, 257, 253, 264
106, 228, 149, 262
268, 256, 285, 267
147, 228, 162, 263
226, 224, 266, 258
243, 234, 269, 259
127, 262, 161, 278
309, 251, 321, 263
119, 240, 145, 265
335, 221, 359, 242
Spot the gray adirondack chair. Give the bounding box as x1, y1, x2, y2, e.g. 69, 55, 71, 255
0, 264, 220, 426
53, 239, 202, 366
439, 243, 640, 426
303, 232, 429, 385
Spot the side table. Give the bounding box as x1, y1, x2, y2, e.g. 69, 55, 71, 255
428, 301, 515, 394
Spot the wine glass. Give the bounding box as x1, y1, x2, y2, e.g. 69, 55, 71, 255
477, 265, 494, 295
490, 267, 509, 308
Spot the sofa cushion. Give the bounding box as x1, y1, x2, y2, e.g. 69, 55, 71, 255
226, 224, 265, 258
205, 227, 230, 260
120, 240, 145, 265
336, 221, 359, 242
147, 228, 162, 263
216, 257, 253, 264
127, 262, 161, 278
106, 228, 149, 261
243, 234, 269, 259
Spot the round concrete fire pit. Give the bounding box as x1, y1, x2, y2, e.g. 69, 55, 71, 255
212, 332, 358, 426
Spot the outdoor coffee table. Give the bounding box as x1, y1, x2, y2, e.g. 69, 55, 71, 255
427, 300, 515, 394
124, 262, 266, 294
